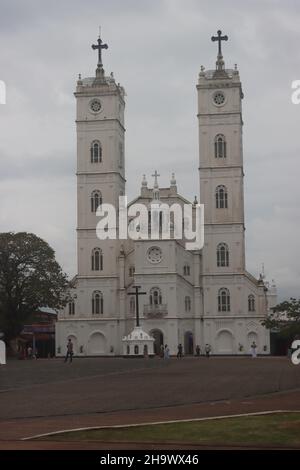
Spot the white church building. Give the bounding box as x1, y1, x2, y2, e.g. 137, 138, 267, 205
55, 31, 277, 357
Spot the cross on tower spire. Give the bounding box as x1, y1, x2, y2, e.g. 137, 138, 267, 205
211, 29, 228, 73
92, 29, 108, 69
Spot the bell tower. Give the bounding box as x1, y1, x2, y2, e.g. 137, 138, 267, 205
73, 33, 126, 354
197, 30, 245, 279
196, 31, 272, 355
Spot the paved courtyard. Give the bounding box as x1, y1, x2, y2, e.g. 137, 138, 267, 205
0, 356, 300, 448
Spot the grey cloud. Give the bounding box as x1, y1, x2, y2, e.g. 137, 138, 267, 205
0, 0, 299, 300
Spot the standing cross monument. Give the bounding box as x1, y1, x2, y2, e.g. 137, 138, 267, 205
123, 286, 155, 357
127, 285, 147, 327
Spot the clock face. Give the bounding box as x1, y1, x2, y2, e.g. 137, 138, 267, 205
90, 99, 102, 113
147, 246, 162, 264
213, 91, 225, 106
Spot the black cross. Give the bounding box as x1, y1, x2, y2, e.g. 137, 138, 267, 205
211, 30, 228, 57
92, 34, 108, 68
127, 285, 147, 327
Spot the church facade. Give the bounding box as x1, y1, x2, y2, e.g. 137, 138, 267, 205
55, 32, 277, 357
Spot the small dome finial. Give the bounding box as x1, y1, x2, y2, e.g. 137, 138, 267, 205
170, 172, 176, 186
141, 174, 148, 187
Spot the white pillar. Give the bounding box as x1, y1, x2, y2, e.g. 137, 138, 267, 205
0, 340, 6, 365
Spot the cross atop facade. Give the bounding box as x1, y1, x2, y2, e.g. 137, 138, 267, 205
211, 30, 228, 58
152, 170, 160, 188
127, 286, 147, 327
92, 31, 108, 68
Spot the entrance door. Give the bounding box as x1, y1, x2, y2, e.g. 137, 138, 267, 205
150, 329, 164, 355
184, 331, 194, 355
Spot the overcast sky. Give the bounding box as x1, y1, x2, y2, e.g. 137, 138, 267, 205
0, 0, 299, 300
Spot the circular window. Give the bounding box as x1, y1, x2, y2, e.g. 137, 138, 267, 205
147, 246, 162, 264
90, 99, 102, 113
213, 91, 226, 106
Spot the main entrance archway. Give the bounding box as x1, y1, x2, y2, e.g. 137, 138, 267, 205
150, 329, 164, 355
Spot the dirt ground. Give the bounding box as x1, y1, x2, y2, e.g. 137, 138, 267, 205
0, 356, 299, 449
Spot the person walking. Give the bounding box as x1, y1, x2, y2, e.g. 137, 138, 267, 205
195, 345, 201, 356
164, 344, 170, 359
64, 338, 74, 363
33, 347, 38, 360
177, 343, 183, 359
205, 343, 211, 358
250, 341, 257, 358
27, 345, 33, 359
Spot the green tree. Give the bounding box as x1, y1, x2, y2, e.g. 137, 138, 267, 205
0, 232, 70, 343
262, 298, 300, 338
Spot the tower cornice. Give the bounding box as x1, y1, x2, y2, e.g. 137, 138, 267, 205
74, 89, 125, 106
75, 118, 126, 132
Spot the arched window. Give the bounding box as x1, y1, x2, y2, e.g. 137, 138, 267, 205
214, 134, 226, 158
91, 248, 103, 271
129, 266, 135, 277
185, 296, 191, 312
130, 297, 135, 314
248, 294, 256, 312
216, 185, 228, 209
90, 140, 102, 163
148, 211, 151, 229
68, 300, 75, 315
183, 264, 191, 276
217, 243, 229, 267
149, 287, 162, 306
92, 290, 103, 314
91, 190, 102, 212
218, 288, 230, 312
119, 142, 124, 168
